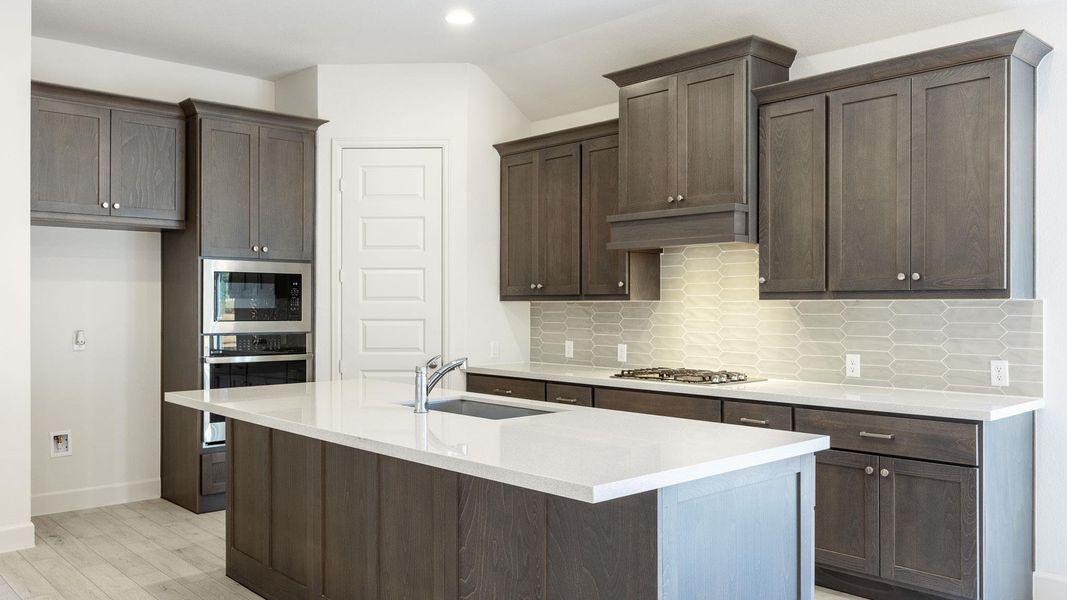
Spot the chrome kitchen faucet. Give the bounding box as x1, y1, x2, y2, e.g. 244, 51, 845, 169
414, 354, 468, 413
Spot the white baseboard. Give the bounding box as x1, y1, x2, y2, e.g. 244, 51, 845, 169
31, 478, 160, 516
0, 521, 35, 554
1035, 571, 1067, 600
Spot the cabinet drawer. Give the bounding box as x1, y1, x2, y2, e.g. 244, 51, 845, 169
795, 408, 978, 466
723, 401, 793, 430
546, 383, 593, 407
594, 388, 721, 422
466, 374, 546, 401
200, 451, 227, 495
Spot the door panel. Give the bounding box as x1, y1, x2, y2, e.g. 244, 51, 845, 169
340, 148, 444, 385
879, 458, 979, 599
110, 110, 185, 221
500, 151, 539, 297
678, 59, 747, 206
758, 95, 827, 293
259, 127, 314, 260
201, 118, 259, 258
581, 135, 628, 296
828, 79, 912, 292
911, 60, 1007, 291
814, 450, 879, 576
539, 143, 582, 296
31, 98, 111, 216
619, 76, 677, 214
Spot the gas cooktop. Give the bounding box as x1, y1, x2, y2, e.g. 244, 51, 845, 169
612, 367, 762, 385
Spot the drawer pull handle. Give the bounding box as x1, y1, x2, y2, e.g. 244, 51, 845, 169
492, 388, 513, 395
739, 417, 769, 426
554, 397, 579, 404
859, 431, 895, 440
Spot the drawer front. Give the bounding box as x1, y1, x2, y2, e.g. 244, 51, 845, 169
201, 451, 227, 495
795, 408, 978, 466
546, 383, 593, 407
723, 400, 793, 430
466, 374, 546, 401
594, 387, 722, 422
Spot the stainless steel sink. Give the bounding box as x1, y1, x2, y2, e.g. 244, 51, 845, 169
404, 398, 551, 420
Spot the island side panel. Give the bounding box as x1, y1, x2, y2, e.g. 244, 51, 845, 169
321, 443, 379, 600
659, 455, 816, 600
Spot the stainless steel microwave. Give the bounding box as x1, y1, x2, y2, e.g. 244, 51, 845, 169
202, 259, 312, 334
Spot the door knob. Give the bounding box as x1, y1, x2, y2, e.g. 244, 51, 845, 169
911, 272, 921, 281
865, 466, 874, 475
101, 201, 110, 209
896, 273, 906, 281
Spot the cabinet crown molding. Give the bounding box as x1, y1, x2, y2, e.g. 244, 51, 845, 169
494, 119, 618, 157
603, 35, 797, 87
754, 30, 1052, 104
31, 81, 184, 118
180, 98, 328, 131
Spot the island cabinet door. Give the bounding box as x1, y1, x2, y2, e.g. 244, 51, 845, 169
814, 450, 880, 576
879, 457, 979, 599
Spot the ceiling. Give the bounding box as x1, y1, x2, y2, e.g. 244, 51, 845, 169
33, 0, 1051, 120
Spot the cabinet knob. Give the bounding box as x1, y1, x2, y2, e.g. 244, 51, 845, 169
536, 283, 544, 289
758, 276, 767, 284
253, 245, 261, 252
896, 273, 906, 281
262, 246, 269, 253
530, 283, 537, 290
101, 202, 110, 209
865, 466, 874, 475
911, 272, 921, 281
667, 196, 675, 203
617, 281, 625, 288
880, 468, 890, 478
676, 194, 684, 202
113, 203, 120, 210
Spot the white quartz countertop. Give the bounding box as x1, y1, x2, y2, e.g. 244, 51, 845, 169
165, 379, 828, 503
466, 363, 1044, 422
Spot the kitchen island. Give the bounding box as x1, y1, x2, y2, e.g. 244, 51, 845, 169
165, 379, 828, 600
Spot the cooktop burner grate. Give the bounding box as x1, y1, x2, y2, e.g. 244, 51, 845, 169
612, 367, 760, 385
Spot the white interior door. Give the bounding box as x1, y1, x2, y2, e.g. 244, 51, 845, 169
339, 147, 443, 397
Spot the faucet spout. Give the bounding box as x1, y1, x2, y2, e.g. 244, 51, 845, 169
413, 356, 468, 413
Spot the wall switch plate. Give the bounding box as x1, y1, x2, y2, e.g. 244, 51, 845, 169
617, 343, 627, 363
845, 354, 861, 378
564, 340, 574, 358
489, 341, 499, 359
73, 330, 87, 351
990, 360, 1010, 387
50, 430, 72, 458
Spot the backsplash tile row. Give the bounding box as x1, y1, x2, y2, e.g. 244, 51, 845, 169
530, 244, 1043, 396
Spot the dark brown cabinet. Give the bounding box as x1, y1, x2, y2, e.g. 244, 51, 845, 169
31, 83, 185, 230
183, 100, 319, 261
814, 450, 879, 576
496, 121, 659, 300
604, 37, 795, 250
466, 373, 546, 401
594, 387, 722, 422
755, 31, 1049, 299
722, 400, 793, 430
546, 383, 593, 407
757, 95, 826, 293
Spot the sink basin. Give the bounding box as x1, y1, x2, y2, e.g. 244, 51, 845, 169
405, 398, 551, 420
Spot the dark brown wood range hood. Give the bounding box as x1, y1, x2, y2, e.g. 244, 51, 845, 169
602, 36, 796, 251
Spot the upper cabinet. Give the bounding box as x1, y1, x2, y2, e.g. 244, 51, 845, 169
182, 100, 323, 261
496, 121, 659, 301
755, 31, 1051, 299
604, 36, 796, 250
31, 83, 185, 230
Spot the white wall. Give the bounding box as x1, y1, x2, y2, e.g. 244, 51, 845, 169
29, 39, 275, 515
0, 0, 33, 554
275, 63, 531, 383
528, 101, 617, 135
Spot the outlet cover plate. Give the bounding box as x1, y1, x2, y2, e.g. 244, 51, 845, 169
564, 340, 574, 358
617, 343, 627, 363
845, 354, 861, 378
990, 360, 1010, 387
50, 430, 72, 458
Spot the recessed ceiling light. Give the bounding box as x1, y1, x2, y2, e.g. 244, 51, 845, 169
445, 9, 475, 25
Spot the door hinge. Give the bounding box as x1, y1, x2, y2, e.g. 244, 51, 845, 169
338, 178, 346, 193
338, 269, 344, 284
338, 359, 343, 375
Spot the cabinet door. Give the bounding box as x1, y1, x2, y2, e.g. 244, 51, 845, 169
619, 76, 677, 214
539, 144, 582, 296
758, 95, 827, 293
259, 127, 314, 260
201, 118, 260, 259
582, 135, 628, 296
911, 60, 1007, 292
31, 98, 111, 216
110, 110, 185, 222
879, 458, 978, 599
828, 79, 912, 292
813, 450, 879, 576
678, 58, 747, 206
500, 151, 539, 297
594, 388, 721, 422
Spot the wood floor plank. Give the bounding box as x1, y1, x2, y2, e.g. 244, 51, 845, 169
0, 576, 19, 600
25, 558, 110, 600
0, 554, 62, 598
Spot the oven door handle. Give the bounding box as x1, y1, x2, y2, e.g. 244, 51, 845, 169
203, 353, 314, 364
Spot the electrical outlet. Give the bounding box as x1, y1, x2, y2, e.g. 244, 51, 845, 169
990, 360, 1010, 387
845, 354, 861, 378
617, 343, 628, 363
489, 341, 499, 359
564, 340, 574, 358
50, 430, 72, 458
73, 330, 87, 351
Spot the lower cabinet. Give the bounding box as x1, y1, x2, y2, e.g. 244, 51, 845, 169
465, 373, 546, 401
814, 450, 979, 599
594, 387, 722, 421
546, 383, 593, 407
